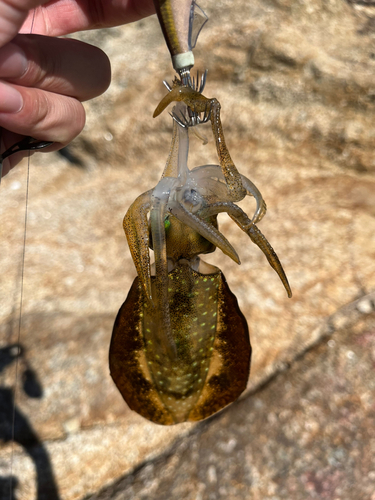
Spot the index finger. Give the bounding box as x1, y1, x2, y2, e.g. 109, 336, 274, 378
20, 0, 155, 38
0, 0, 49, 46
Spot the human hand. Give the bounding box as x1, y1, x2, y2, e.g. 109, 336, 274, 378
0, 0, 155, 177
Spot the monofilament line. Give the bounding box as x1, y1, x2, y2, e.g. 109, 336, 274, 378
8, 151, 31, 499
8, 10, 37, 498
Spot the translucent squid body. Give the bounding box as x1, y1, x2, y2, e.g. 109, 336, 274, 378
109, 83, 292, 425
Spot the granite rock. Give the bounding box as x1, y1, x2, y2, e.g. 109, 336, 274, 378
0, 0, 374, 498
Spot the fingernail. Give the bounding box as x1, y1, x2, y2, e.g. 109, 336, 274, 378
0, 82, 23, 113
0, 42, 27, 78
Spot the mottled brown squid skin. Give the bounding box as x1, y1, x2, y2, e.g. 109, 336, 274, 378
154, 85, 246, 202
109, 267, 251, 425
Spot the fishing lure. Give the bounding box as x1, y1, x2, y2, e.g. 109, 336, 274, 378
153, 0, 208, 85
110, 90, 291, 424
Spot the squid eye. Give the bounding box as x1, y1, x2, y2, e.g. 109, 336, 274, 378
180, 188, 203, 211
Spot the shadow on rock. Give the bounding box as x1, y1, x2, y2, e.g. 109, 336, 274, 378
0, 344, 60, 500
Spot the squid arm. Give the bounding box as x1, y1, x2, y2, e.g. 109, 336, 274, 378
198, 202, 292, 298
123, 190, 153, 302
170, 201, 240, 264
190, 165, 267, 223
161, 118, 180, 179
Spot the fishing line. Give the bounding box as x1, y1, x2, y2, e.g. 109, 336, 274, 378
8, 151, 31, 500
8, 9, 37, 499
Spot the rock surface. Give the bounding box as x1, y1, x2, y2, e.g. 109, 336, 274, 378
0, 0, 374, 499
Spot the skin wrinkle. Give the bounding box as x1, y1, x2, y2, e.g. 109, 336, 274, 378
26, 35, 53, 90
85, 0, 105, 29
22, 85, 50, 130
42, 91, 85, 140
34, 3, 50, 34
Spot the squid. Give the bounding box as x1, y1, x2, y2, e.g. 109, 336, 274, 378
109, 87, 292, 425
